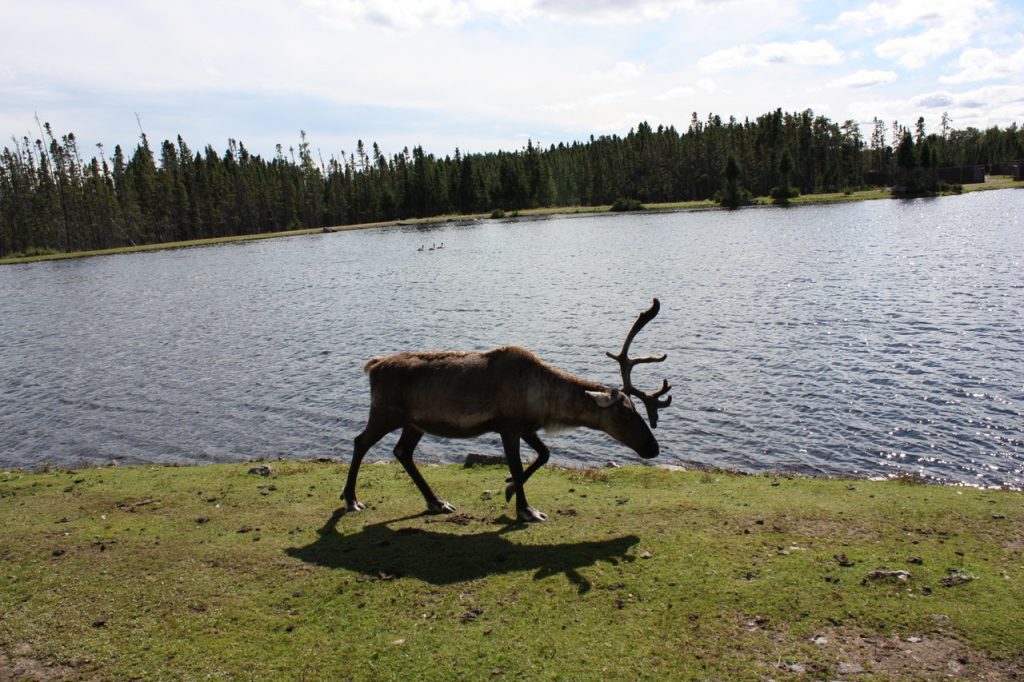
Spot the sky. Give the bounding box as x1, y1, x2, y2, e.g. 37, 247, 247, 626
2, 0, 1022, 161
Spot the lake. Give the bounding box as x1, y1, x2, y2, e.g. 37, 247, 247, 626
1, 191, 1022, 488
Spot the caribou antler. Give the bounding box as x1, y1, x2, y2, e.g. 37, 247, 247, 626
606, 298, 672, 428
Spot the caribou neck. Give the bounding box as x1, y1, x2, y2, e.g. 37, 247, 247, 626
546, 374, 609, 431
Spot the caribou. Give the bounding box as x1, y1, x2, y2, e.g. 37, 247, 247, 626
342, 299, 672, 522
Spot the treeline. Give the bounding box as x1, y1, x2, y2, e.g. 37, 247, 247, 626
2, 111, 1022, 257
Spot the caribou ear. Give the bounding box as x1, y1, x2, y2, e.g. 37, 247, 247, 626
585, 390, 619, 408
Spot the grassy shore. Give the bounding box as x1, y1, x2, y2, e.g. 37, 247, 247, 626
3, 178, 1021, 267
1, 461, 1021, 680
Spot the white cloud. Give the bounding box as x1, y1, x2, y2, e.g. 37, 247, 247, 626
836, 1, 929, 32
3, 0, 1021, 160
533, 0, 699, 22
919, 85, 1024, 110
913, 91, 955, 108
940, 46, 1024, 84
304, 0, 478, 30
654, 86, 696, 101
849, 83, 1024, 136
874, 29, 962, 69
829, 69, 898, 89
835, 0, 990, 31
537, 90, 636, 113
303, 0, 708, 29
653, 79, 713, 101
699, 40, 842, 72
834, 0, 994, 69
604, 61, 647, 79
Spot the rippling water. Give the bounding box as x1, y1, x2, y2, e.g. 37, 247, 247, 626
2, 191, 1022, 487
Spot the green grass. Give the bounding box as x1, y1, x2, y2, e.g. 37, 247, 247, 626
755, 187, 893, 205
2, 462, 1021, 680
963, 175, 1024, 193
0, 228, 324, 265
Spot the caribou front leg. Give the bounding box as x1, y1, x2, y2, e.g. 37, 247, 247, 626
342, 414, 396, 512
505, 431, 550, 503
501, 431, 547, 522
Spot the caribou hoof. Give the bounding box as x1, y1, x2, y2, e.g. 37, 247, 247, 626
342, 494, 366, 512
504, 483, 515, 503
428, 499, 457, 514
517, 506, 548, 523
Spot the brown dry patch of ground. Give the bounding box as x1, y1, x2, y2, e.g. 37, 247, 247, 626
749, 513, 864, 541
0, 644, 85, 681
763, 626, 1024, 681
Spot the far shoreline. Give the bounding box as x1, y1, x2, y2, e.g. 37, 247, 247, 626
3, 177, 1021, 266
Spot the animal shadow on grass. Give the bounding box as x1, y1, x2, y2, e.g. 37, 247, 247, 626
286, 508, 639, 594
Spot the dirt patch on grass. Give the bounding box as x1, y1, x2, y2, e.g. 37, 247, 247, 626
744, 514, 874, 542
1003, 536, 1024, 554
797, 627, 1023, 680
0, 645, 84, 681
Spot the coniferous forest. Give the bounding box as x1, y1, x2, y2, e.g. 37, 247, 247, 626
2, 110, 1022, 257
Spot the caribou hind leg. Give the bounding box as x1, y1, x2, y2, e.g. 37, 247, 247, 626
392, 426, 456, 514
501, 431, 548, 522
505, 431, 550, 502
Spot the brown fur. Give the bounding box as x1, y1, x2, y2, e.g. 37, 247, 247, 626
342, 344, 660, 522
364, 346, 607, 437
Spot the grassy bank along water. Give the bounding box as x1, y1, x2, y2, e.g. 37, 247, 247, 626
1, 461, 1021, 680
3, 179, 1021, 266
